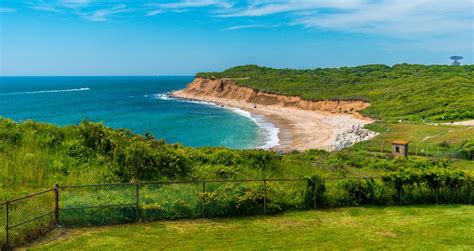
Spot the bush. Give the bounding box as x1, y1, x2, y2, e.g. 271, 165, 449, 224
0, 118, 22, 145
459, 140, 474, 160
304, 174, 326, 209
335, 178, 390, 206
198, 183, 281, 217
78, 120, 115, 156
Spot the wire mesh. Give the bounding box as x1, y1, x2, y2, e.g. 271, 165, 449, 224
1, 176, 472, 249
140, 182, 201, 221
60, 184, 136, 227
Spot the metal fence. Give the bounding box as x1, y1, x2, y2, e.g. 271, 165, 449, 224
1, 176, 472, 249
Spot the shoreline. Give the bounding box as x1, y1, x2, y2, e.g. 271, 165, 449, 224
171, 90, 377, 152
225, 108, 280, 149
157, 94, 281, 149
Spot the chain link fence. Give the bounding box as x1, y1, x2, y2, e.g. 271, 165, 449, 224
1, 177, 472, 249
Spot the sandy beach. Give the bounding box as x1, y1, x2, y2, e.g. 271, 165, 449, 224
172, 81, 376, 152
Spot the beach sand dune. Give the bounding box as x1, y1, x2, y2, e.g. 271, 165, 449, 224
173, 78, 376, 152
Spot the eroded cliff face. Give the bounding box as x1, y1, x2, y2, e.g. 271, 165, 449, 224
173, 78, 370, 115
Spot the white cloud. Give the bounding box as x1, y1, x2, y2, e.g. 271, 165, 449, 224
21, 0, 473, 40
293, 0, 473, 37
223, 24, 280, 30
146, 0, 233, 15
0, 7, 16, 13
218, 0, 362, 17
146, 9, 163, 16
59, 0, 90, 9
31, 5, 63, 13
215, 0, 473, 38
155, 0, 233, 9
80, 4, 132, 22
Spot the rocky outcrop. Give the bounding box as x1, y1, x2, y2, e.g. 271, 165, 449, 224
173, 78, 370, 115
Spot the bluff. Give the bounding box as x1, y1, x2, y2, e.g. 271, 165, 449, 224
173, 78, 370, 116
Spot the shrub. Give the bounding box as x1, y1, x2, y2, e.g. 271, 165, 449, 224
0, 118, 22, 145
198, 183, 281, 217
78, 120, 114, 156
459, 140, 474, 160
304, 174, 326, 208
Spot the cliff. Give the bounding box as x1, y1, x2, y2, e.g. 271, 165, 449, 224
173, 78, 370, 116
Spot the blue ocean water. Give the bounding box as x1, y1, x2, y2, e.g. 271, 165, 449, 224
0, 76, 268, 149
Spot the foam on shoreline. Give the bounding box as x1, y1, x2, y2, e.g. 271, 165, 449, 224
154, 92, 280, 149
227, 108, 280, 149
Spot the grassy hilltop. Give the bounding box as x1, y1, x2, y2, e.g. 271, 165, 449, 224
197, 64, 474, 121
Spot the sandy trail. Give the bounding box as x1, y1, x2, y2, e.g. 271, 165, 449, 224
441, 120, 474, 126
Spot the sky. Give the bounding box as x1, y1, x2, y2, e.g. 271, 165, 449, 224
0, 0, 472, 76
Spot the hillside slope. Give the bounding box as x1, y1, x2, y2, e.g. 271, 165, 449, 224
197, 64, 474, 121
175, 77, 370, 115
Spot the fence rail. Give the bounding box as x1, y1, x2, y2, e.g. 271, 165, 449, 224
1, 176, 472, 249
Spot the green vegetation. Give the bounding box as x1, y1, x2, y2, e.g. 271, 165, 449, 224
2, 63, 474, 248
2, 117, 472, 200
197, 64, 474, 121
356, 121, 474, 159
1, 117, 473, 248
29, 205, 474, 250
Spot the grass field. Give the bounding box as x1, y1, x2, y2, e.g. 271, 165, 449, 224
358, 122, 474, 158
29, 205, 474, 250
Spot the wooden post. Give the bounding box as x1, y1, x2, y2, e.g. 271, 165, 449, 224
468, 184, 471, 205
358, 178, 362, 206
435, 186, 439, 205
313, 181, 317, 210
263, 179, 267, 214
54, 184, 60, 226
202, 180, 206, 193
398, 187, 402, 206
135, 182, 140, 221
5, 202, 9, 250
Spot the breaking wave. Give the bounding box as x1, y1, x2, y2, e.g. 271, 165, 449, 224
0, 88, 90, 96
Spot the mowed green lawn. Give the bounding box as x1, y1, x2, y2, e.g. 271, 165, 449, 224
29, 205, 473, 250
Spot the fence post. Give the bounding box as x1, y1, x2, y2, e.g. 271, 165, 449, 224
5, 202, 9, 250
135, 182, 140, 222
435, 186, 439, 205
202, 180, 206, 193
263, 179, 267, 214
358, 178, 362, 206
54, 184, 60, 226
313, 180, 317, 210
398, 187, 402, 206
468, 183, 471, 205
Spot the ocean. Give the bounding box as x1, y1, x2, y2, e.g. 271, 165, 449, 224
0, 76, 278, 149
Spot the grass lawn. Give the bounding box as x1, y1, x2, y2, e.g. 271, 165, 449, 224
29, 205, 474, 250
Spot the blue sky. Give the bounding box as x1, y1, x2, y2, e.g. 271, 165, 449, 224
0, 0, 472, 76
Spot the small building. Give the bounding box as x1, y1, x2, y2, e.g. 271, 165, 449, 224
392, 140, 408, 158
